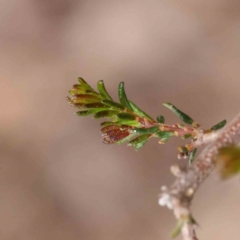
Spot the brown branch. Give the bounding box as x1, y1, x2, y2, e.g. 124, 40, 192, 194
159, 113, 240, 240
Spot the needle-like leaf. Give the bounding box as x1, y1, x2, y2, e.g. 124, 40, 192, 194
171, 218, 185, 238
163, 102, 195, 126
102, 99, 125, 110
157, 115, 165, 124
118, 82, 133, 111
94, 110, 119, 119
117, 112, 136, 121
189, 148, 197, 164
129, 100, 153, 120
132, 126, 159, 135
210, 119, 227, 131
128, 134, 151, 150
97, 80, 113, 100
156, 131, 174, 143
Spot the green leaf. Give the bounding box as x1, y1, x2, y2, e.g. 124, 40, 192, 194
97, 80, 113, 100
101, 121, 141, 127
128, 134, 151, 150
116, 133, 137, 145
129, 101, 153, 120
101, 122, 121, 127
188, 215, 197, 225
163, 102, 195, 125
211, 119, 227, 131
118, 82, 133, 111
67, 96, 85, 107
157, 115, 165, 124
76, 108, 107, 116
102, 99, 125, 110
156, 131, 174, 143
71, 94, 102, 104
132, 126, 159, 135
85, 90, 103, 98
171, 218, 185, 238
94, 110, 119, 119
78, 77, 97, 93
76, 110, 94, 116
117, 112, 136, 121
115, 120, 141, 127
189, 148, 197, 164
182, 133, 192, 139
84, 102, 108, 109
178, 146, 188, 154
69, 84, 88, 95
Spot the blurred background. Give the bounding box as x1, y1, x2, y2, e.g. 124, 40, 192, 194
1, 0, 240, 239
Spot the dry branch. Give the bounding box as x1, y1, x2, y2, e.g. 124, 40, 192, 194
159, 113, 240, 240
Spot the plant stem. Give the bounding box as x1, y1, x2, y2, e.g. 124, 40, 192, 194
159, 113, 240, 240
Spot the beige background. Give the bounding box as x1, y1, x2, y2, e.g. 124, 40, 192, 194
1, 1, 240, 239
